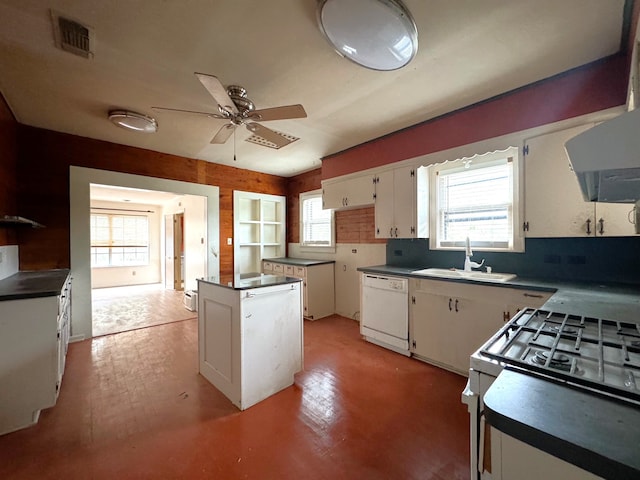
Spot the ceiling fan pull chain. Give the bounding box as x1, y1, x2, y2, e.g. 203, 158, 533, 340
233, 128, 237, 161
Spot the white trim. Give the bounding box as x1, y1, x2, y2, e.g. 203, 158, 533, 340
299, 189, 336, 253
70, 166, 220, 340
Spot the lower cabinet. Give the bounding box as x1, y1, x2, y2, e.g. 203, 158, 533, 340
263, 260, 335, 320
0, 273, 72, 435
409, 278, 551, 375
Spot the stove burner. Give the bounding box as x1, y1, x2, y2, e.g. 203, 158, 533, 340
547, 325, 579, 335
531, 350, 572, 371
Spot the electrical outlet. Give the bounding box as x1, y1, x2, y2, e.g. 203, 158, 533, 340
227, 238, 233, 245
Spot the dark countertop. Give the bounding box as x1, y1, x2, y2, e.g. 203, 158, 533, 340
197, 273, 302, 291
484, 368, 640, 480
0, 269, 70, 301
357, 265, 640, 322
263, 257, 336, 267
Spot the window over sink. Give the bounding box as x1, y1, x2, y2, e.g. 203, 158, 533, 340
429, 146, 523, 252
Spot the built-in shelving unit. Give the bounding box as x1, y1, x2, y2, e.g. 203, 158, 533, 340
233, 191, 286, 274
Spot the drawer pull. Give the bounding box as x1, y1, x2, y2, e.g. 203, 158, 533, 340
523, 293, 544, 298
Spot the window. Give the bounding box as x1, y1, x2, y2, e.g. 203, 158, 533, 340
90, 213, 150, 267
300, 190, 335, 251
430, 147, 522, 252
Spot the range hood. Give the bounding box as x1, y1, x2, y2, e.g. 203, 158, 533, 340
565, 108, 640, 203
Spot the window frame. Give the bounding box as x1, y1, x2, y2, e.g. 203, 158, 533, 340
299, 189, 336, 253
90, 212, 151, 268
429, 147, 524, 253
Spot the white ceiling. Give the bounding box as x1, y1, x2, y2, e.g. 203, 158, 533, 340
0, 0, 629, 177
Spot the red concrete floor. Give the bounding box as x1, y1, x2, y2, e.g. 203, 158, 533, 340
0, 315, 470, 480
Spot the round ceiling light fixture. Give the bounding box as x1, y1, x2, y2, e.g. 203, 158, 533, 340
108, 110, 158, 133
317, 0, 418, 71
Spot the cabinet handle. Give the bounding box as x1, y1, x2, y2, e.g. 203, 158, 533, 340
390, 227, 393, 237
394, 227, 398, 237
448, 298, 452, 311
503, 311, 511, 322
586, 218, 591, 235
598, 218, 604, 235
523, 293, 544, 298
455, 299, 459, 312
345, 197, 348, 206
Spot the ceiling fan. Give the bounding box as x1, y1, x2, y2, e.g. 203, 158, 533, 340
152, 73, 307, 149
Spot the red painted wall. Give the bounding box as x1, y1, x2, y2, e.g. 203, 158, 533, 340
322, 56, 628, 179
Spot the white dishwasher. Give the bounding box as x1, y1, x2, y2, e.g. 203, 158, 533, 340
360, 273, 409, 356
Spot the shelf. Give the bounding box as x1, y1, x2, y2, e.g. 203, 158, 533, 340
238, 220, 261, 224
239, 243, 261, 247
0, 215, 45, 228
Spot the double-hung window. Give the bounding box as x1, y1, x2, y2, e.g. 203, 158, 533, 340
90, 213, 150, 267
430, 147, 522, 252
299, 190, 335, 251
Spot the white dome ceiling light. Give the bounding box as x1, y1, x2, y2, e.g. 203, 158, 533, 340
317, 0, 418, 71
108, 110, 158, 133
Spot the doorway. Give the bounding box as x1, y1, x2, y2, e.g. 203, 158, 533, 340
80, 174, 216, 338
165, 212, 184, 291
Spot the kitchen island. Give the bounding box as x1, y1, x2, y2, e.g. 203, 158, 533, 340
197, 274, 303, 410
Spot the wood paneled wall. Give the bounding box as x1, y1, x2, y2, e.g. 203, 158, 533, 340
0, 94, 18, 246
16, 126, 287, 273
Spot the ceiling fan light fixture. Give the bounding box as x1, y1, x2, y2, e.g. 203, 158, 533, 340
108, 110, 158, 133
317, 0, 418, 71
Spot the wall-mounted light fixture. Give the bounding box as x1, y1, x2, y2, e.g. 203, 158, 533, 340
316, 0, 418, 71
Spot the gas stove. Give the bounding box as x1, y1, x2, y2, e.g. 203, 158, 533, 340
472, 307, 640, 404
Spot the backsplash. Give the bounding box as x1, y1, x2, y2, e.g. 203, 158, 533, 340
387, 237, 640, 285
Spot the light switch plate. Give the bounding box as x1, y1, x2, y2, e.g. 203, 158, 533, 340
227, 238, 232, 245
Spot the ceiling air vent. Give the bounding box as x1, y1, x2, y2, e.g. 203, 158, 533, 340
245, 131, 299, 149
51, 10, 94, 59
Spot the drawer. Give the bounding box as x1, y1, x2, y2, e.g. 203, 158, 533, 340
262, 261, 274, 272
295, 266, 307, 278
272, 263, 284, 274
285, 265, 295, 276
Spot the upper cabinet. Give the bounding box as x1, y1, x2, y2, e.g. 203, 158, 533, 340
523, 126, 637, 237
374, 165, 429, 239
322, 172, 375, 210
233, 191, 286, 274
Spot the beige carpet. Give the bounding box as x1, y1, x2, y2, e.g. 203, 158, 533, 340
92, 284, 196, 337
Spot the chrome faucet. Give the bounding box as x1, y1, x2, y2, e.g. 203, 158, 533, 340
463, 237, 484, 272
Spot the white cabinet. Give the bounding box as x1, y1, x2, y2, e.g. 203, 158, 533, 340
524, 126, 637, 237
374, 165, 429, 239
0, 272, 72, 435
233, 191, 286, 274
409, 278, 551, 375
321, 172, 375, 210
197, 278, 303, 410
263, 260, 335, 320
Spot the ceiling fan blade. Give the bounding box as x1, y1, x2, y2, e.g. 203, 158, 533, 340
210, 123, 235, 144
249, 104, 307, 122
245, 123, 293, 148
195, 73, 238, 114
151, 106, 225, 119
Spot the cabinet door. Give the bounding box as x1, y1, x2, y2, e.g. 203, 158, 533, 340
595, 202, 637, 236
322, 179, 347, 210
322, 174, 374, 210
392, 165, 418, 238
374, 170, 395, 238
524, 125, 595, 237
410, 290, 452, 363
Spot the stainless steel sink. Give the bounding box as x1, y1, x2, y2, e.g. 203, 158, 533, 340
411, 268, 516, 283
